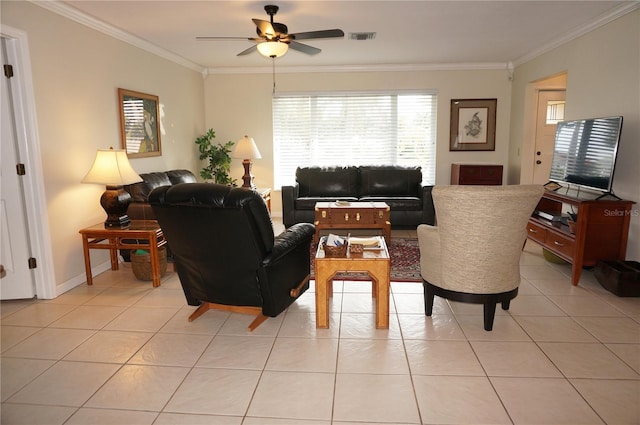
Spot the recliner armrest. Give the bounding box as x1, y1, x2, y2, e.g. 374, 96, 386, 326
264, 223, 314, 266
281, 184, 300, 228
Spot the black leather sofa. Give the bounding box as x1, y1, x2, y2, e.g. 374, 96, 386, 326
149, 183, 315, 330
282, 166, 435, 228
120, 169, 197, 261
124, 169, 197, 221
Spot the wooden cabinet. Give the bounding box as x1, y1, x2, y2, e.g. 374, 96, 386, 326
451, 163, 503, 185
527, 188, 634, 285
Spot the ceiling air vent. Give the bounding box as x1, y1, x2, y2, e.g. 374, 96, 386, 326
349, 32, 376, 41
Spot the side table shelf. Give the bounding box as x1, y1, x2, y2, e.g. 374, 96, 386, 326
527, 188, 634, 285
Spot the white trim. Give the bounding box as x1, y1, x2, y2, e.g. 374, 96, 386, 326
512, 1, 640, 66
0, 25, 56, 299
205, 62, 508, 75
32, 0, 204, 73
56, 261, 112, 296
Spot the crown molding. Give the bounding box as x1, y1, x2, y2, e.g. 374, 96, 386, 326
205, 62, 509, 75
32, 0, 639, 76
512, 1, 640, 66
31, 0, 204, 73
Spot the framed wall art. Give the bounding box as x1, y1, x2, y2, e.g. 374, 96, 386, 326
118, 88, 162, 158
450, 98, 497, 151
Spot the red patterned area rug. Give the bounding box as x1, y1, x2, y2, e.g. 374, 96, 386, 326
310, 237, 421, 282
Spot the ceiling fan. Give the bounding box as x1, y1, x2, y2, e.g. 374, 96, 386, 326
196, 4, 344, 58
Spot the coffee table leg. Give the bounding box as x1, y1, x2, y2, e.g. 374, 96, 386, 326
314, 260, 330, 328
371, 262, 391, 329
384, 223, 391, 243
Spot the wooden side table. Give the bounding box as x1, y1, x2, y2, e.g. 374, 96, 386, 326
79, 220, 167, 287
257, 188, 271, 213
314, 236, 391, 329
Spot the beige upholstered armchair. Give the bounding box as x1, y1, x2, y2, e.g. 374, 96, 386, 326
418, 185, 544, 331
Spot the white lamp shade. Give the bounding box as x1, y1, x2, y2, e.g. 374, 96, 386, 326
257, 41, 288, 58
82, 148, 142, 186
232, 136, 262, 160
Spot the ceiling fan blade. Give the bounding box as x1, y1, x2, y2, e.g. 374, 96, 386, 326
196, 36, 253, 41
289, 41, 321, 55
237, 45, 258, 56
289, 29, 344, 40
253, 18, 277, 39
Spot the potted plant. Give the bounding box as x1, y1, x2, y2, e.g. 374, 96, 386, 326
195, 128, 237, 186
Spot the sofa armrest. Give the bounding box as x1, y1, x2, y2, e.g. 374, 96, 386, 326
126, 202, 156, 221
421, 186, 436, 225
264, 223, 314, 266
281, 184, 300, 228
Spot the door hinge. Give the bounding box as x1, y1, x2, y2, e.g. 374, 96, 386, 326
17, 163, 26, 175
28, 258, 37, 269
4, 64, 14, 78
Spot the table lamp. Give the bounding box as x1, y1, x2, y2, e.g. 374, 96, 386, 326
232, 135, 262, 189
82, 147, 142, 229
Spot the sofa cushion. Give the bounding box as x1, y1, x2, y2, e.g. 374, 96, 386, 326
359, 166, 422, 197
125, 170, 196, 202
359, 196, 422, 211
166, 169, 197, 185
296, 166, 358, 198
295, 196, 359, 210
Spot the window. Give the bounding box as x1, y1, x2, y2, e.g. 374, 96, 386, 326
273, 92, 437, 188
546, 100, 565, 124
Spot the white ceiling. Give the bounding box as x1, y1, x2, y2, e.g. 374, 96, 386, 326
57, 1, 636, 72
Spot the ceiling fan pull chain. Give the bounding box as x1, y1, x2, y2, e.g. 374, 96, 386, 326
272, 57, 276, 94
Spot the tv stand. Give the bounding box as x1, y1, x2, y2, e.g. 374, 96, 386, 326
527, 190, 634, 285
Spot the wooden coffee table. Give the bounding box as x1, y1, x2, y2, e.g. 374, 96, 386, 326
79, 220, 167, 287
314, 201, 390, 244
314, 236, 391, 329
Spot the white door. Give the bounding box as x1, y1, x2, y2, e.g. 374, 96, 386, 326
0, 37, 36, 299
532, 90, 566, 184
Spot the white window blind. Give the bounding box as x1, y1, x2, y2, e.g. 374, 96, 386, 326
273, 92, 437, 188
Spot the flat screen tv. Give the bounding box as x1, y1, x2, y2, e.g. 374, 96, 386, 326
548, 116, 623, 193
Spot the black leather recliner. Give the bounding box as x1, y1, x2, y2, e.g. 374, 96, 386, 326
149, 183, 315, 331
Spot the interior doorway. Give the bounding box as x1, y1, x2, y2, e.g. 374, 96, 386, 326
532, 90, 566, 184
1, 37, 35, 299
519, 72, 568, 185
1, 27, 55, 300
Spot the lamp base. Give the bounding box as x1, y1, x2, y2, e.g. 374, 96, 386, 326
101, 186, 132, 229
241, 159, 256, 190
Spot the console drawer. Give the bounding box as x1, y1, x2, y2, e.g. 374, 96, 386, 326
544, 230, 575, 258
526, 221, 547, 244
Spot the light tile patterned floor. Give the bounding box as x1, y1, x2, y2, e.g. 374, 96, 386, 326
1, 226, 639, 424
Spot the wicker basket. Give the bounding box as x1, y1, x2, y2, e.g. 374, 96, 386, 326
322, 242, 347, 258
131, 247, 168, 281
349, 243, 364, 257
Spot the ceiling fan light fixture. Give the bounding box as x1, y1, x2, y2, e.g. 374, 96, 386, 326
257, 40, 288, 58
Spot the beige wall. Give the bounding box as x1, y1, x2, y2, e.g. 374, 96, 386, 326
204, 69, 513, 214
509, 10, 640, 260
1, 2, 206, 292
3, 2, 637, 297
